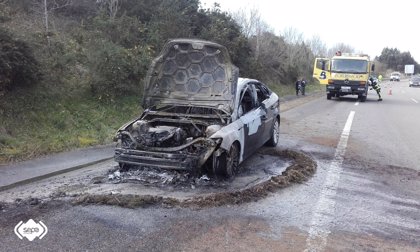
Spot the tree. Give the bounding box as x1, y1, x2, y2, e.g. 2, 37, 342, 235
247, 31, 288, 82
307, 35, 327, 58
377, 47, 418, 73
146, 0, 200, 51
0, 0, 11, 22
96, 0, 120, 20
0, 28, 41, 95
31, 0, 72, 46
231, 7, 272, 60
282, 27, 304, 45
327, 43, 354, 57
197, 5, 251, 77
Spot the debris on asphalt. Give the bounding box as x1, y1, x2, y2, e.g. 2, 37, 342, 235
91, 176, 106, 184
28, 197, 40, 205
108, 171, 121, 180
74, 149, 317, 209
106, 167, 191, 186
199, 175, 210, 181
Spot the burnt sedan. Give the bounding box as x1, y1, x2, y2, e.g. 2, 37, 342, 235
114, 39, 280, 177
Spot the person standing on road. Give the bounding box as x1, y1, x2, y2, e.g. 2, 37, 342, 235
378, 74, 383, 82
370, 76, 382, 101
295, 78, 301, 96
300, 78, 306, 95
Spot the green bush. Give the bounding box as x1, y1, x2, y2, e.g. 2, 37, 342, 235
87, 40, 151, 99
0, 28, 41, 95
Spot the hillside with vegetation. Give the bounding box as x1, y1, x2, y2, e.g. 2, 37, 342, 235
0, 0, 415, 163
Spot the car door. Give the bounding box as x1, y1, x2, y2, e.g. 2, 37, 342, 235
254, 82, 276, 143
313, 58, 330, 85
239, 83, 266, 159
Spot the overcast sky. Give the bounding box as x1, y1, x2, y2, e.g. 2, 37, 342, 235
200, 0, 419, 62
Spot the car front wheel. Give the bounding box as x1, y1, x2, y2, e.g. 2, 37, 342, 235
213, 142, 240, 178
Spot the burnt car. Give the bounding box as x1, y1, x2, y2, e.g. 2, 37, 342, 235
114, 39, 280, 177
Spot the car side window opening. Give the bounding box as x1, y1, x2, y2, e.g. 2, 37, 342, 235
255, 83, 270, 105
239, 86, 255, 116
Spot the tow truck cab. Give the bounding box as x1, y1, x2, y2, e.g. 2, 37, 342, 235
313, 54, 375, 102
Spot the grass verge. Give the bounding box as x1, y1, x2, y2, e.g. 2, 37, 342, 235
0, 88, 141, 163
268, 82, 324, 98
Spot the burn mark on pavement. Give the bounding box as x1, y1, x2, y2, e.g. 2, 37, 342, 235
72, 149, 316, 209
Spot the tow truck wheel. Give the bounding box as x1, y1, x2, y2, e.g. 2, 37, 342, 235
327, 94, 332, 100
360, 95, 367, 102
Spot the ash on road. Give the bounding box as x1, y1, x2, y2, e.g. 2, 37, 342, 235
0, 148, 316, 209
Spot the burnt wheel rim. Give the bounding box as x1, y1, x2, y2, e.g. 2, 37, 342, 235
273, 120, 279, 144
226, 144, 240, 176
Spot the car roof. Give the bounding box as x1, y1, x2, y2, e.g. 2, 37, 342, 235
237, 78, 260, 89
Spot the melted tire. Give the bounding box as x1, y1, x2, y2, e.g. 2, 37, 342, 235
213, 143, 240, 178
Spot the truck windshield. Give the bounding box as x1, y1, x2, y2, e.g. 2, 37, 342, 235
331, 59, 368, 74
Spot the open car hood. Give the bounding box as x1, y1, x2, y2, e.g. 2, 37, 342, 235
142, 39, 239, 114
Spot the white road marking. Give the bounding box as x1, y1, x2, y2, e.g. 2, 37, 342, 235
354, 102, 359, 106
411, 98, 418, 104
305, 111, 355, 252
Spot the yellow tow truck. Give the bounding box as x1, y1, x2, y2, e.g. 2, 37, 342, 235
313, 53, 375, 102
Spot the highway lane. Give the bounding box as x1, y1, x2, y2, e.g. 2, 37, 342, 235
352, 79, 420, 170
0, 84, 419, 251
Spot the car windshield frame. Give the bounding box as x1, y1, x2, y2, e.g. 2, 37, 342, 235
331, 59, 368, 74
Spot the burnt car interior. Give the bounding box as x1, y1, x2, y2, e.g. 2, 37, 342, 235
240, 87, 255, 115
255, 83, 271, 105
239, 83, 271, 116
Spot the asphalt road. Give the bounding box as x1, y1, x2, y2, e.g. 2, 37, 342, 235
0, 80, 419, 251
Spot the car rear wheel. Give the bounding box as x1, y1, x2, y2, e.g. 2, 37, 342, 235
266, 118, 280, 147
327, 93, 332, 100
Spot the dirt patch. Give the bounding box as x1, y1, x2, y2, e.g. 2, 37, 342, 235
325, 230, 420, 251
73, 149, 316, 209
307, 136, 338, 148
0, 199, 69, 228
